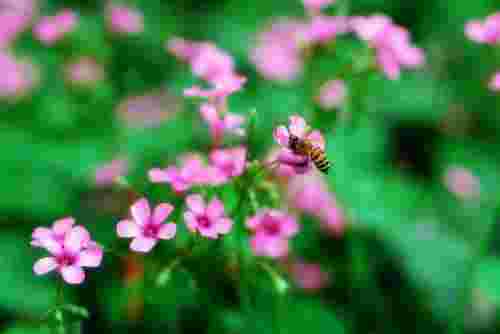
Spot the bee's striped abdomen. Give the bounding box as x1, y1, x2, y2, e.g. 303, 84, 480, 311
309, 146, 330, 174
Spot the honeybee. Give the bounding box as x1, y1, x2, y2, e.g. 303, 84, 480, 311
289, 134, 330, 174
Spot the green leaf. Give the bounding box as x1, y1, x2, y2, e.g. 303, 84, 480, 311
475, 257, 500, 306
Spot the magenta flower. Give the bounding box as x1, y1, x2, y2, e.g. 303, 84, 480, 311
33, 9, 77, 45
465, 13, 500, 44
290, 261, 329, 291
273, 115, 325, 174
200, 103, 246, 143
32, 220, 103, 285
316, 79, 347, 109
302, 15, 349, 44
65, 57, 105, 87
246, 209, 299, 258
251, 20, 305, 82
106, 5, 144, 35
183, 194, 233, 239
351, 15, 424, 80
209, 146, 247, 180
489, 71, 500, 91
117, 198, 176, 253
443, 166, 480, 200
94, 158, 127, 186
302, 0, 335, 15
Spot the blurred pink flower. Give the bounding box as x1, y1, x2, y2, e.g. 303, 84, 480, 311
32, 220, 103, 284
246, 209, 299, 258
209, 146, 247, 180
489, 71, 500, 91
302, 15, 349, 44
200, 103, 246, 144
65, 57, 105, 86
106, 5, 144, 35
273, 115, 325, 175
302, 0, 335, 15
166, 37, 198, 61
351, 15, 424, 80
183, 194, 233, 239
94, 158, 127, 186
465, 13, 500, 44
251, 20, 305, 82
317, 79, 347, 109
443, 166, 480, 200
117, 198, 176, 253
291, 261, 329, 291
0, 11, 31, 47
0, 51, 37, 98
184, 74, 247, 100
33, 9, 77, 45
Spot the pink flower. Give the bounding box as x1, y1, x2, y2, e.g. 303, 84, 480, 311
65, 57, 105, 86
290, 261, 329, 291
209, 146, 247, 180
184, 74, 247, 100
443, 166, 480, 200
32, 220, 103, 285
302, 0, 335, 15
200, 103, 245, 143
273, 115, 325, 175
183, 194, 233, 239
94, 158, 127, 186
117, 198, 176, 253
0, 11, 31, 47
317, 79, 347, 109
246, 209, 299, 258
489, 71, 500, 91
351, 15, 424, 80
106, 5, 144, 35
302, 15, 349, 44
465, 13, 500, 44
166, 37, 198, 61
0, 51, 37, 98
189, 42, 235, 84
251, 20, 305, 82
33, 9, 77, 45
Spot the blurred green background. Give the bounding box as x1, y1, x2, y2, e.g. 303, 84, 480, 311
1, 0, 500, 333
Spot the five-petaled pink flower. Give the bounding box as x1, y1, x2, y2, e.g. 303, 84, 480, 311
106, 5, 144, 35
246, 209, 299, 258
33, 9, 77, 45
32, 218, 103, 284
465, 13, 500, 44
273, 115, 325, 175
317, 79, 347, 109
117, 198, 177, 253
183, 194, 233, 239
209, 146, 247, 180
350, 15, 424, 80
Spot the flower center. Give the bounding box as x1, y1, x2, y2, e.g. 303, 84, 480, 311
143, 223, 160, 238
197, 215, 212, 228
262, 219, 281, 236
57, 253, 77, 267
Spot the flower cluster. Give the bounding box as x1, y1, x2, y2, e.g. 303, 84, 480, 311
465, 13, 500, 91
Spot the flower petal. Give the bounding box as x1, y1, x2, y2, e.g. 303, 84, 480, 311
77, 246, 103, 267
153, 203, 174, 225
31, 227, 52, 243
116, 219, 140, 238
186, 194, 205, 214
64, 226, 90, 253
60, 265, 85, 284
216, 218, 233, 234
157, 223, 177, 240
33, 257, 57, 275
39, 238, 63, 256
148, 168, 171, 183
183, 212, 198, 233
130, 236, 157, 253
198, 225, 219, 239
131, 198, 151, 226
289, 115, 307, 137
207, 197, 224, 220
273, 126, 290, 147
306, 130, 325, 150
52, 217, 75, 235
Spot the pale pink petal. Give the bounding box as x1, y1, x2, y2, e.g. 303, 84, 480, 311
289, 115, 308, 137
130, 236, 157, 253
216, 218, 233, 234
77, 247, 103, 267
148, 168, 171, 183
281, 216, 300, 238
33, 257, 57, 275
465, 20, 487, 43
246, 212, 264, 230
52, 217, 75, 235
60, 265, 85, 284
489, 71, 500, 91
307, 130, 326, 150
183, 212, 198, 232
223, 113, 245, 131
31, 227, 52, 242
274, 126, 290, 147
38, 238, 63, 256
317, 79, 346, 109
64, 226, 90, 253
153, 203, 174, 225
116, 219, 140, 238
186, 194, 205, 214
199, 103, 219, 123
157, 223, 177, 240
130, 198, 151, 226
198, 224, 219, 239
207, 198, 224, 220
377, 49, 400, 80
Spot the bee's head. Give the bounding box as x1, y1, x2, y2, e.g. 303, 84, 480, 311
288, 134, 299, 150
